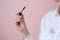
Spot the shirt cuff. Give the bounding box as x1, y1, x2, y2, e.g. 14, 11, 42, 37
23, 34, 33, 40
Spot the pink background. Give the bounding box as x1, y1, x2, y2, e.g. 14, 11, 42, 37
0, 0, 56, 40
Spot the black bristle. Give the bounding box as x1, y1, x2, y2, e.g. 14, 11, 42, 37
19, 12, 22, 16
23, 7, 26, 10
18, 6, 26, 16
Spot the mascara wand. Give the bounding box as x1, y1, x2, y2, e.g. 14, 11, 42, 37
18, 7, 26, 16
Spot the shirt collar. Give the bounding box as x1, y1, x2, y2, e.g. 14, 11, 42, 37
55, 7, 60, 17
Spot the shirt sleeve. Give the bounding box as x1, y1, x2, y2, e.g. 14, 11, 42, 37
38, 16, 46, 40
23, 34, 33, 40
38, 13, 51, 40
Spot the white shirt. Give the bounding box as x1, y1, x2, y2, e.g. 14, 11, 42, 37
24, 8, 60, 40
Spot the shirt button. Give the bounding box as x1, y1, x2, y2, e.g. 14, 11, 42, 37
50, 28, 55, 34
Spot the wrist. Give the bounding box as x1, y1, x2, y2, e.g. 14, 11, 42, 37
23, 31, 30, 37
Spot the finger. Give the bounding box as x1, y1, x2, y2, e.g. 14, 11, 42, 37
16, 17, 24, 26
16, 18, 22, 23
16, 21, 21, 26
19, 16, 23, 19
16, 14, 23, 20
16, 17, 24, 22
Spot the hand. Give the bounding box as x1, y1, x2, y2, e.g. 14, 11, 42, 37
16, 13, 29, 37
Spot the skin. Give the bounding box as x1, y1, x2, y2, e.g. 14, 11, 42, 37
56, 0, 60, 15
16, 14, 29, 37
16, 0, 60, 38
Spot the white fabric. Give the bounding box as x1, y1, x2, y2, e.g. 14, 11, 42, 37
23, 34, 33, 40
24, 8, 60, 40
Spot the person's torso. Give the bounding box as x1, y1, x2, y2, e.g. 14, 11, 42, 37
44, 8, 60, 40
